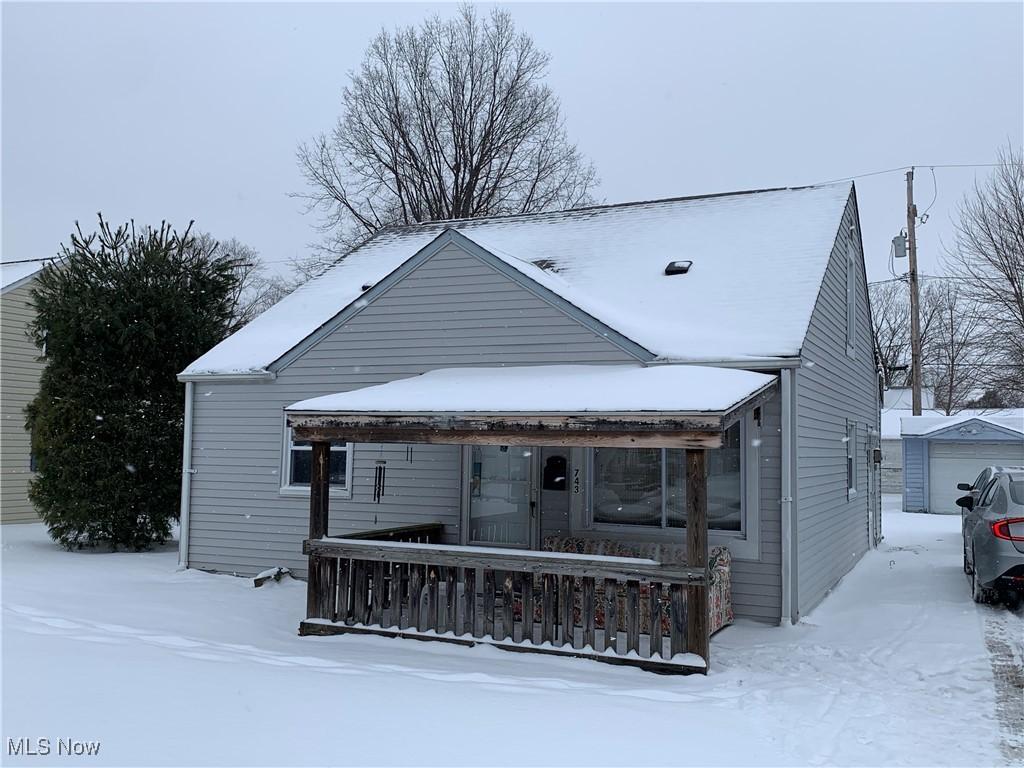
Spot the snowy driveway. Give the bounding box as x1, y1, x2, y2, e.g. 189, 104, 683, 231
2, 496, 1019, 766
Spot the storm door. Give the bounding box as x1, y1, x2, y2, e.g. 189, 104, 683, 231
467, 446, 536, 548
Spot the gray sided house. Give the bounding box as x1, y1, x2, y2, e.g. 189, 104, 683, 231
178, 183, 880, 671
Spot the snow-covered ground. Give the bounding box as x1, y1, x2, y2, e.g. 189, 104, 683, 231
2, 496, 1019, 766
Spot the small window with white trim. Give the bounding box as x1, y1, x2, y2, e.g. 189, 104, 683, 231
846, 420, 857, 496
282, 428, 352, 494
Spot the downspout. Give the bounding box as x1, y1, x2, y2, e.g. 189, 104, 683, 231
178, 380, 194, 569
780, 368, 795, 625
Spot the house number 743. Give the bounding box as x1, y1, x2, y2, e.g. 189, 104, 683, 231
573, 468, 580, 494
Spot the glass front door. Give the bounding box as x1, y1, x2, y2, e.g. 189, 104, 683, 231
468, 446, 534, 547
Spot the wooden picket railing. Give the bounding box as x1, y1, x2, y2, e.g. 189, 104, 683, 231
337, 522, 444, 544
299, 533, 709, 674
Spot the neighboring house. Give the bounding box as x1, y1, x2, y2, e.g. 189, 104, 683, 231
880, 387, 936, 493
178, 183, 880, 671
902, 410, 1024, 514
1, 260, 47, 524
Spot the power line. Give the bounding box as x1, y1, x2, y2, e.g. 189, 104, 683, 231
0, 257, 57, 265
917, 362, 1024, 368
813, 162, 1012, 186
868, 273, 995, 286
815, 165, 913, 185
919, 167, 938, 223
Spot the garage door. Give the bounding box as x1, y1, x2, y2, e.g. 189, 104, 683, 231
928, 441, 1024, 513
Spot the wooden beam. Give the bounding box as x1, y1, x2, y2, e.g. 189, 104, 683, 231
287, 411, 727, 449
685, 449, 710, 669
309, 441, 330, 540
290, 412, 723, 432
305, 441, 331, 620
291, 426, 723, 450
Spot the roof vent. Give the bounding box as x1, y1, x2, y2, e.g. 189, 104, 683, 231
664, 260, 692, 275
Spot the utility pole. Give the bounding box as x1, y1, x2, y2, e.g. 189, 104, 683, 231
906, 168, 923, 415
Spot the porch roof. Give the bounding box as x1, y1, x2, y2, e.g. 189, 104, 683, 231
285, 364, 776, 449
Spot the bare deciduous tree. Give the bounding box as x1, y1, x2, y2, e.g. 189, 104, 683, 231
870, 279, 945, 390
190, 233, 292, 328
923, 281, 989, 415
945, 144, 1024, 403
296, 5, 597, 259
870, 280, 912, 388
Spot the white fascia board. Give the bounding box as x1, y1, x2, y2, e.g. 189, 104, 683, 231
176, 370, 276, 383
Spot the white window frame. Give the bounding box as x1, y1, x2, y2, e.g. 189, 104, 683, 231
846, 420, 858, 499
279, 420, 353, 499
846, 237, 857, 358
581, 411, 761, 560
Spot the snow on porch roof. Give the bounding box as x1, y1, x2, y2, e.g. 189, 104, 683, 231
286, 365, 777, 415
182, 183, 853, 377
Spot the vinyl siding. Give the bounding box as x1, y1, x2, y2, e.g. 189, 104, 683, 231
1, 281, 42, 523
902, 438, 928, 512
186, 242, 637, 575
794, 190, 878, 616
186, 240, 784, 621
733, 390, 783, 621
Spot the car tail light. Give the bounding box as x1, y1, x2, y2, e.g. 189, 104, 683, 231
991, 518, 1024, 541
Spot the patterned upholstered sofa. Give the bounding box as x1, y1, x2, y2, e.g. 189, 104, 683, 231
538, 535, 734, 635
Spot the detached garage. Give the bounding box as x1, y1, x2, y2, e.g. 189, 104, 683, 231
902, 410, 1024, 514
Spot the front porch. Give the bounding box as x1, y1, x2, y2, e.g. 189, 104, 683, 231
287, 365, 777, 674
300, 498, 712, 674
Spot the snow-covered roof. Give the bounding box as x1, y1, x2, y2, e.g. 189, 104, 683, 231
900, 409, 1024, 438
183, 183, 852, 377
1, 260, 48, 293
286, 364, 776, 415
881, 408, 924, 439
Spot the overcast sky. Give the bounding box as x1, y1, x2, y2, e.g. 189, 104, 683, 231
3, 2, 1022, 284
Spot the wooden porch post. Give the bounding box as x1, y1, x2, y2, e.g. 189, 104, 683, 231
685, 449, 710, 668
306, 440, 331, 620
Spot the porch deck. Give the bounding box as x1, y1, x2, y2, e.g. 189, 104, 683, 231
300, 525, 708, 674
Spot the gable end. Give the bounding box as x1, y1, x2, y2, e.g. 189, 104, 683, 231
270, 230, 654, 373
923, 419, 1024, 442
792, 184, 872, 359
